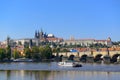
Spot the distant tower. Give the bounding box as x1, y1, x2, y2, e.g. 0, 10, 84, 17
107, 37, 112, 47
35, 30, 39, 46
6, 36, 10, 47
40, 28, 44, 39
107, 37, 111, 41
35, 30, 41, 39
37, 30, 40, 38
35, 31, 37, 38
29, 39, 33, 48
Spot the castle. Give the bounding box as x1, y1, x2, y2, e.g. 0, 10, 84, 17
34, 29, 63, 43
0, 29, 112, 49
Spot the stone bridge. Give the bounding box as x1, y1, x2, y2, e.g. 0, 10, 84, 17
53, 51, 120, 62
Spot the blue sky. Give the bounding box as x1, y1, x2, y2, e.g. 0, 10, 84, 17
0, 0, 120, 41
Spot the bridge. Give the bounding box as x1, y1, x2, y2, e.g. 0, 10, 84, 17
53, 51, 120, 63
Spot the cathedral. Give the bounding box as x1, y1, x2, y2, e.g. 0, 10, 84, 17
34, 29, 63, 43
35, 29, 47, 39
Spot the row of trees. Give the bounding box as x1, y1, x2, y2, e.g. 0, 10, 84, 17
0, 45, 53, 61
0, 46, 22, 61
24, 45, 52, 61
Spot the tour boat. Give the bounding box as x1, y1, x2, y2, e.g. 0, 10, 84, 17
58, 61, 82, 67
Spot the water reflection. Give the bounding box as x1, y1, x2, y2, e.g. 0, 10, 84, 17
0, 70, 120, 80
0, 62, 120, 80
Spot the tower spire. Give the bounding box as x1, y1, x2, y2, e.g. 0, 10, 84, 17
35, 30, 37, 38
40, 28, 44, 39
38, 30, 40, 38
6, 36, 10, 47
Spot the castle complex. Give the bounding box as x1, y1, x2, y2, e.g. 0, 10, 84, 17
33, 29, 112, 47
0, 29, 112, 49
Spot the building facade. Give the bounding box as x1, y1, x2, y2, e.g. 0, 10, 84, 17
62, 37, 112, 47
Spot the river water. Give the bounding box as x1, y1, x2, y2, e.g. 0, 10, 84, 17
0, 62, 120, 80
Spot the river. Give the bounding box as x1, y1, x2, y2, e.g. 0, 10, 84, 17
0, 62, 120, 80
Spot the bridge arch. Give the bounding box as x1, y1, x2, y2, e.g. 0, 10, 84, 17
68, 55, 75, 61
94, 54, 103, 62
80, 54, 88, 62
111, 54, 120, 63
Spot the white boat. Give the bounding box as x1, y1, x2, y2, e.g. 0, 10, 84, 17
58, 61, 82, 67
58, 61, 73, 66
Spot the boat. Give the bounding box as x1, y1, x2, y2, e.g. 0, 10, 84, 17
73, 63, 82, 67
13, 58, 33, 62
58, 61, 82, 67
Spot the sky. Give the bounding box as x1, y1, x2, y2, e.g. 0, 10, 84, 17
0, 0, 120, 41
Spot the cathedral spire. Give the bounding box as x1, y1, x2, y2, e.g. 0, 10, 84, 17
35, 30, 37, 38
37, 30, 40, 38
41, 28, 43, 33
40, 28, 44, 39
6, 36, 10, 47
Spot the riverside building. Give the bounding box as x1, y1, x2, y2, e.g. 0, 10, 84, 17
61, 37, 112, 47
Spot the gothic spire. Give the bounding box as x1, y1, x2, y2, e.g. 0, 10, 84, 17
35, 30, 37, 38
37, 30, 40, 38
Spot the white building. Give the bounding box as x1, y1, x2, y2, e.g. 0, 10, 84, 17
62, 37, 112, 47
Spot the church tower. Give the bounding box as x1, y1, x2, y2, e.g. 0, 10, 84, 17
6, 36, 10, 47
40, 28, 44, 39
35, 30, 40, 39
37, 30, 40, 38
35, 30, 38, 39
107, 37, 111, 42
107, 37, 112, 47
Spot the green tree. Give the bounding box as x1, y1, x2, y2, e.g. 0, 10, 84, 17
31, 46, 41, 60
39, 46, 45, 59
44, 45, 52, 59
31, 46, 39, 53
13, 49, 20, 59
0, 48, 6, 61
6, 45, 11, 60
39, 45, 52, 59
52, 47, 60, 61
24, 47, 31, 58
32, 52, 41, 60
